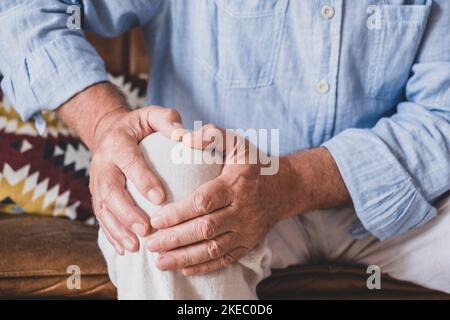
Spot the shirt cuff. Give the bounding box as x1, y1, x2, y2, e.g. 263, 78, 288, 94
1, 35, 109, 121
322, 129, 437, 240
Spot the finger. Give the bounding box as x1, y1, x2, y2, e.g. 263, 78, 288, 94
100, 207, 140, 253
98, 221, 125, 256
182, 124, 225, 150
151, 177, 232, 229
114, 142, 165, 206
155, 232, 236, 271
95, 164, 152, 237
147, 208, 233, 252
182, 124, 250, 163
182, 247, 248, 276
144, 106, 188, 141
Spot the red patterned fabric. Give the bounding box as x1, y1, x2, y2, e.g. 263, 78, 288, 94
0, 97, 94, 222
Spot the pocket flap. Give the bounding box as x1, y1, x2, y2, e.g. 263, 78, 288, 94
382, 0, 432, 24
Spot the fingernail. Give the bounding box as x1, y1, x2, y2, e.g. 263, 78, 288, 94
132, 223, 147, 237
147, 237, 161, 252
151, 215, 163, 228
123, 238, 135, 252
171, 128, 189, 142
115, 244, 125, 256
158, 256, 174, 270
147, 188, 164, 204
182, 133, 192, 145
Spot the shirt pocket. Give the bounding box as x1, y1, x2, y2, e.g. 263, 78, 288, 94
365, 0, 432, 100
193, 0, 288, 89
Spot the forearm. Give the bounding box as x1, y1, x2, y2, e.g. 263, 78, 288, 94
56, 82, 129, 151
0, 0, 161, 123
281, 147, 351, 220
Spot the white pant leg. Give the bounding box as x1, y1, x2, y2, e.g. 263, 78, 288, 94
98, 133, 315, 299
98, 216, 311, 300
100, 193, 450, 298
325, 194, 450, 293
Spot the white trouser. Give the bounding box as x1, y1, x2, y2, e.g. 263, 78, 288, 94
98, 194, 450, 299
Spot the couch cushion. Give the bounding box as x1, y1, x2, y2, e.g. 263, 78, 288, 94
0, 213, 116, 298
1, 213, 449, 299
257, 265, 450, 300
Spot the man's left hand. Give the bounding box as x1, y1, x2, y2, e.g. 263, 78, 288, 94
146, 125, 298, 276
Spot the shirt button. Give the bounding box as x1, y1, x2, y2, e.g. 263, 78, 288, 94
321, 5, 335, 19
317, 81, 330, 94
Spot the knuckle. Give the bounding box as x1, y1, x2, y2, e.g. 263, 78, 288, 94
117, 211, 135, 227
118, 152, 140, 175
95, 204, 109, 222
100, 181, 115, 203
206, 240, 222, 259
198, 218, 216, 239
193, 191, 212, 215
165, 108, 180, 120
166, 232, 181, 247
100, 133, 119, 152
181, 254, 193, 267
153, 214, 167, 227
222, 254, 235, 267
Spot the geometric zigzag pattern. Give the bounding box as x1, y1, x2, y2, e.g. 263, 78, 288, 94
0, 131, 95, 224
0, 97, 94, 224
0, 94, 77, 139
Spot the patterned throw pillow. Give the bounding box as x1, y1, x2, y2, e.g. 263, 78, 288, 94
0, 74, 147, 223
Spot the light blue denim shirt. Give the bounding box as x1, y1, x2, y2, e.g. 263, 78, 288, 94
0, 0, 449, 240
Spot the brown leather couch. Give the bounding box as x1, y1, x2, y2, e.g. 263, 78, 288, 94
1, 212, 449, 299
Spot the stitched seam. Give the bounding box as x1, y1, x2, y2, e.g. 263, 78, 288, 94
214, 0, 287, 18
0, 0, 33, 18
195, 2, 287, 88
0, 270, 107, 277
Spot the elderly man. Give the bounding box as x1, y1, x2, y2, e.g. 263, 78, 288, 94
0, 0, 449, 299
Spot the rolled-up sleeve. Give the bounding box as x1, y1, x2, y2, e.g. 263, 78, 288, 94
0, 0, 162, 121
323, 2, 450, 240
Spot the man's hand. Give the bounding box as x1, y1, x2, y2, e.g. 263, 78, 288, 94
146, 125, 351, 276
89, 106, 187, 254
57, 83, 186, 254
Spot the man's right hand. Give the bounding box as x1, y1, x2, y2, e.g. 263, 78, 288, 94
90, 106, 186, 254
56, 83, 186, 255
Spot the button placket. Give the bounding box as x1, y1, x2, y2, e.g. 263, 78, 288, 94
313, 1, 343, 145
324, 1, 343, 141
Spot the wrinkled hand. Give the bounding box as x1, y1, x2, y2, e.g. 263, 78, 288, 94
147, 125, 296, 276
90, 106, 185, 255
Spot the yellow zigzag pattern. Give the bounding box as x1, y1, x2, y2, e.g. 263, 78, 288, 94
0, 99, 77, 138
0, 164, 79, 220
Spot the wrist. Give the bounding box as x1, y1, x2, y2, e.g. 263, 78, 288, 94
56, 83, 130, 150
283, 148, 351, 218
279, 154, 316, 218
91, 107, 129, 152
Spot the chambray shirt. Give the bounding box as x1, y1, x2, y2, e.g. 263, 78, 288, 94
0, 0, 449, 240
